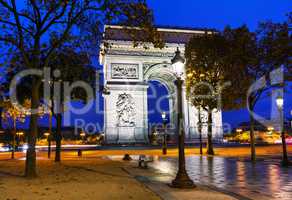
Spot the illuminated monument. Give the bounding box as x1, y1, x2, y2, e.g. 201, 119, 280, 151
100, 25, 223, 144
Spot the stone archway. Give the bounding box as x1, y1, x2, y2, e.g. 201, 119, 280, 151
102, 62, 223, 144
144, 63, 178, 130
100, 25, 224, 144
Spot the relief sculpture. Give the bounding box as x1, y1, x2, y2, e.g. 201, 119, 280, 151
116, 93, 136, 127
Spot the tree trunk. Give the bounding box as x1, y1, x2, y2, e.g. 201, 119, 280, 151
48, 111, 52, 159
55, 113, 62, 162
11, 119, 16, 159
0, 107, 3, 129
206, 110, 214, 155
25, 81, 39, 178
249, 110, 256, 162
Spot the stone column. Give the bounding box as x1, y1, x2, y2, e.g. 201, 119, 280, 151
104, 84, 149, 144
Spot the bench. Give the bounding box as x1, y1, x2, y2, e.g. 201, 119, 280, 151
138, 155, 153, 169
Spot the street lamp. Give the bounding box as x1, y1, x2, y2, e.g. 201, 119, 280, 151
44, 132, 50, 137
161, 112, 166, 121
236, 128, 243, 134
80, 132, 86, 144
276, 94, 290, 166
170, 47, 195, 188
44, 132, 51, 158
16, 131, 24, 138
197, 107, 203, 155
267, 126, 274, 135
16, 131, 24, 136
48, 102, 52, 159
161, 111, 167, 155
16, 131, 24, 148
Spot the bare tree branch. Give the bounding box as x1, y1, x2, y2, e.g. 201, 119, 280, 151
0, 19, 34, 35
40, 2, 68, 35
0, 0, 35, 23
29, 0, 41, 27
10, 0, 30, 66
0, 36, 18, 46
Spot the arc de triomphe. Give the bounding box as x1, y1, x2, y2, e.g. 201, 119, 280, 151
99, 25, 223, 144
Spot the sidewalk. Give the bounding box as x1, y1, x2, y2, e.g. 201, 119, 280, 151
122, 162, 249, 200
0, 156, 245, 200
0, 158, 160, 200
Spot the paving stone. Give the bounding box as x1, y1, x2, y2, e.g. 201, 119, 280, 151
148, 156, 292, 200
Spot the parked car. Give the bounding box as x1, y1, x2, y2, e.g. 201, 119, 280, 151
0, 143, 10, 152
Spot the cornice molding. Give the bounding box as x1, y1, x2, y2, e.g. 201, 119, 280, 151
106, 49, 175, 58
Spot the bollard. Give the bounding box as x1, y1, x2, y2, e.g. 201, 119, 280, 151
162, 146, 167, 155
123, 154, 132, 161
78, 149, 82, 157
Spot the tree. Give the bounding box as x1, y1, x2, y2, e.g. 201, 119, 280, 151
214, 19, 290, 162
0, 88, 4, 130
185, 33, 229, 155
0, 59, 32, 130
245, 19, 290, 162
46, 47, 95, 162
0, 0, 163, 177
0, 107, 2, 130
185, 26, 257, 156
3, 47, 94, 162
1, 99, 29, 159
222, 25, 257, 162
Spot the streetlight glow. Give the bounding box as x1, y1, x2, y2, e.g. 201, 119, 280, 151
44, 132, 50, 137
236, 129, 243, 133
161, 112, 166, 121
80, 132, 86, 137
16, 131, 24, 136
276, 94, 284, 108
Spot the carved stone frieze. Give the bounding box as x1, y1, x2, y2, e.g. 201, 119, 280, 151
111, 63, 139, 79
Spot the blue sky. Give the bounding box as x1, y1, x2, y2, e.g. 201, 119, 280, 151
147, 0, 291, 31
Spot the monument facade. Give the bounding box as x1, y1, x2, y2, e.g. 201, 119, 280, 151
100, 25, 223, 144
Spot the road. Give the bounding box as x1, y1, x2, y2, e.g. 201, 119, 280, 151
0, 144, 291, 160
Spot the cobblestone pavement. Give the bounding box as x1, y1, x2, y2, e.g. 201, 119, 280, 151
148, 156, 292, 200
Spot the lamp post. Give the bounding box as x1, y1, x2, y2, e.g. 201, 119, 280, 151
170, 47, 195, 188
198, 107, 203, 155
161, 111, 167, 155
276, 94, 290, 166
44, 132, 51, 158
11, 117, 16, 159
16, 131, 24, 147
43, 79, 53, 159
48, 100, 52, 159
80, 132, 86, 144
